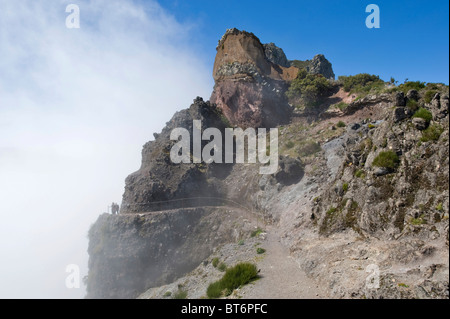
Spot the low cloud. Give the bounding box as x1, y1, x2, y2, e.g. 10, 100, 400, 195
0, 0, 212, 298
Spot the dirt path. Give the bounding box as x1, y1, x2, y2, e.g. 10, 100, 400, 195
240, 227, 328, 299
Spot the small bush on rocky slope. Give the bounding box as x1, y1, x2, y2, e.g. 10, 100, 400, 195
287, 69, 332, 105
338, 73, 385, 93
372, 151, 400, 170
421, 124, 444, 142
207, 263, 258, 298
413, 107, 433, 123
398, 81, 426, 93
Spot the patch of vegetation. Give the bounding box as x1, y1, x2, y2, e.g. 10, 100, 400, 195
327, 207, 337, 216
163, 291, 172, 298
173, 289, 188, 299
298, 141, 321, 157
424, 90, 438, 104
413, 107, 433, 123
411, 215, 426, 226
290, 60, 310, 70
398, 81, 426, 93
256, 247, 266, 255
436, 203, 444, 212
337, 121, 346, 128
212, 257, 220, 268
355, 169, 365, 179
218, 263, 227, 272
343, 183, 349, 193
368, 124, 376, 129
285, 141, 295, 149
237, 240, 245, 246
206, 263, 259, 299
421, 124, 444, 142
334, 102, 349, 111
250, 228, 264, 238
372, 151, 400, 170
287, 69, 333, 105
338, 73, 385, 94
406, 99, 419, 112
398, 283, 409, 288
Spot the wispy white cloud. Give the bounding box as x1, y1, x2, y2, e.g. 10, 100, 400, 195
0, 0, 212, 298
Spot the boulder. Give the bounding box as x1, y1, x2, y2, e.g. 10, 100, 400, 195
393, 107, 409, 123
394, 91, 406, 106
406, 89, 420, 101
412, 117, 428, 130
275, 156, 304, 186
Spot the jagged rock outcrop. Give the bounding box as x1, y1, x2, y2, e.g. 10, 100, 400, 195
290, 54, 335, 80
211, 28, 298, 128
309, 54, 335, 80
263, 42, 290, 68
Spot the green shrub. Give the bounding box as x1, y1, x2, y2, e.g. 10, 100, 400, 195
406, 99, 419, 112
436, 203, 444, 212
424, 90, 438, 104
398, 81, 426, 93
250, 228, 264, 237
237, 240, 245, 246
287, 70, 332, 104
337, 121, 346, 128
413, 108, 432, 123
355, 170, 365, 178
338, 73, 384, 93
410, 215, 426, 226
218, 263, 227, 272
206, 281, 224, 299
372, 151, 400, 170
335, 102, 348, 111
368, 124, 376, 129
163, 291, 172, 298
256, 247, 266, 254
421, 124, 444, 142
212, 257, 220, 268
173, 289, 188, 299
206, 263, 258, 299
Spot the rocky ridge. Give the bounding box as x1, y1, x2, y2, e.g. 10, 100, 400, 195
86, 29, 449, 299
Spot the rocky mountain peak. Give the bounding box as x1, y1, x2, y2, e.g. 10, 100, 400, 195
211, 28, 298, 128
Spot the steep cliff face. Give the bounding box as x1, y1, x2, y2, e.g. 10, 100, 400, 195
120, 98, 231, 214
87, 207, 257, 299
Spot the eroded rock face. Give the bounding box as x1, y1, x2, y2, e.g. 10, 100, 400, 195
309, 54, 335, 80
211, 28, 297, 128
263, 42, 290, 68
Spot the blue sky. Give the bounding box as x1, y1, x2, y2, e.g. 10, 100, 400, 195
157, 0, 449, 84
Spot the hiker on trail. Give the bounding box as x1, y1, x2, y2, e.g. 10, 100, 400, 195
111, 202, 120, 215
